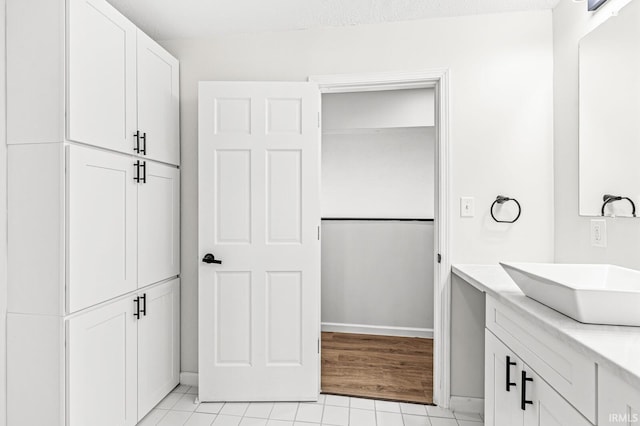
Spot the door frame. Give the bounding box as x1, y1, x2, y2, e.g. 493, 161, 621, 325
309, 69, 452, 407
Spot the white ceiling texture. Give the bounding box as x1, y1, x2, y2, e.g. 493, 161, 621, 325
107, 0, 560, 40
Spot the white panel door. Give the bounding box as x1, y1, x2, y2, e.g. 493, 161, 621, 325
198, 82, 321, 401
67, 297, 138, 426
485, 331, 524, 426
523, 367, 592, 426
66, 145, 137, 313
138, 161, 180, 287
138, 279, 180, 420
67, 0, 137, 153
137, 30, 180, 165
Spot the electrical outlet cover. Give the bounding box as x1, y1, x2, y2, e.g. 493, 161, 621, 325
591, 219, 607, 248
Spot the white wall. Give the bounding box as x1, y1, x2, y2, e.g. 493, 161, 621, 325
322, 89, 435, 218
553, 0, 640, 266
1, 1, 7, 424
322, 128, 435, 219
161, 10, 555, 375
322, 89, 435, 131
321, 221, 434, 331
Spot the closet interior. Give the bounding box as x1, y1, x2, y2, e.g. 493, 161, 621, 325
320, 88, 436, 404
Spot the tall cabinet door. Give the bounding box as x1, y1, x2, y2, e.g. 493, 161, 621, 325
67, 297, 138, 426
137, 30, 180, 165
67, 0, 137, 153
66, 145, 138, 312
137, 279, 181, 420
485, 331, 524, 426
138, 161, 180, 287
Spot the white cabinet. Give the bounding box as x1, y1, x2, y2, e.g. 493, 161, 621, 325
67, 0, 137, 153
6, 0, 181, 423
8, 0, 180, 166
67, 297, 138, 426
138, 161, 180, 287
523, 368, 592, 426
67, 278, 180, 426
485, 330, 523, 426
66, 145, 138, 312
137, 31, 180, 165
485, 296, 596, 423
138, 279, 181, 419
598, 368, 640, 426
485, 331, 591, 426
8, 144, 180, 314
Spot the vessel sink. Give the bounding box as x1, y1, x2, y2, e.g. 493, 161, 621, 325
500, 262, 640, 326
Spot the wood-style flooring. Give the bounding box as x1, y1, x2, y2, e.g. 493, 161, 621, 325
321, 332, 433, 404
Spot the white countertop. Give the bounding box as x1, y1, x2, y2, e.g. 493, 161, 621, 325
453, 264, 640, 390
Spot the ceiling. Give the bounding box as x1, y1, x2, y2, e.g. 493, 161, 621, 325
106, 0, 561, 40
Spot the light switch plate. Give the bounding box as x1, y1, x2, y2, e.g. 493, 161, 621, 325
591, 219, 607, 247
460, 197, 475, 217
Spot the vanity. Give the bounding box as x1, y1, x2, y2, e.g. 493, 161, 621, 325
453, 264, 640, 426
453, 0, 640, 423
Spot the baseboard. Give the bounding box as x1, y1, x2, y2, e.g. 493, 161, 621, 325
180, 372, 198, 387
321, 322, 433, 338
449, 396, 484, 415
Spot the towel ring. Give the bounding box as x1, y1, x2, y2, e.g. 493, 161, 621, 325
491, 195, 521, 223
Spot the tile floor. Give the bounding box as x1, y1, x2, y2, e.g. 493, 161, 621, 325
138, 385, 484, 426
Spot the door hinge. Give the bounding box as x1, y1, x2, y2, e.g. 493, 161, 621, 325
318, 112, 321, 128
317, 338, 320, 354
317, 225, 320, 241
437, 253, 442, 264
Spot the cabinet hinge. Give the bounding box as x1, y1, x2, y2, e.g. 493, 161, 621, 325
437, 253, 442, 264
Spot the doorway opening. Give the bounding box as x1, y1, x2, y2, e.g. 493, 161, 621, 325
311, 71, 450, 406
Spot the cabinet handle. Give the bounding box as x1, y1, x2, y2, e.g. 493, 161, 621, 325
134, 131, 140, 153
140, 132, 147, 156
141, 161, 147, 184
134, 160, 141, 183
134, 131, 147, 155
133, 296, 140, 319
521, 370, 533, 410
140, 293, 147, 317
506, 356, 517, 391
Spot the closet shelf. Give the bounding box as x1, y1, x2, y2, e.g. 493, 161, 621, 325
322, 125, 433, 136
322, 217, 434, 222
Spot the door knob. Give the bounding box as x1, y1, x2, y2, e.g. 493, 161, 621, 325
202, 253, 222, 264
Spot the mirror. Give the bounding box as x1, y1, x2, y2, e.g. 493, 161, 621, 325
579, 0, 640, 217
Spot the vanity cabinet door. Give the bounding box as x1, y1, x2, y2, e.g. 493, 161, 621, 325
522, 367, 592, 426
598, 367, 640, 426
485, 330, 524, 426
